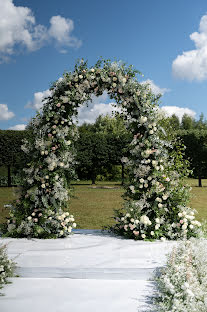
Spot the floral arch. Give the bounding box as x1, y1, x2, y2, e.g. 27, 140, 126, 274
4, 59, 200, 239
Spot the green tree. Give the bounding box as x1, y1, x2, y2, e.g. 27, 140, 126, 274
75, 131, 109, 184
178, 129, 207, 187
169, 114, 180, 130
0, 130, 29, 186
181, 114, 195, 130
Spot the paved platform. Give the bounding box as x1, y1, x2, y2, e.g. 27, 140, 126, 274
0, 230, 176, 312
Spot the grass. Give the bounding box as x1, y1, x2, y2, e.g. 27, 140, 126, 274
0, 179, 207, 229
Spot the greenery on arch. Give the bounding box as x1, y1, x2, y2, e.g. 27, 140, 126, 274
2, 58, 201, 239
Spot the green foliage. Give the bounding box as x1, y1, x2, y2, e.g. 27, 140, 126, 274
76, 114, 132, 183
0, 244, 16, 295
178, 129, 207, 181
0, 130, 30, 186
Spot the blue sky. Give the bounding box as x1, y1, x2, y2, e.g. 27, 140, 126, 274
1, 0, 207, 129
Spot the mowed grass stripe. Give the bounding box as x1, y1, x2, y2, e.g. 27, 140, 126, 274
0, 179, 206, 229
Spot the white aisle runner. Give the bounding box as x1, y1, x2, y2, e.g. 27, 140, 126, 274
0, 230, 176, 312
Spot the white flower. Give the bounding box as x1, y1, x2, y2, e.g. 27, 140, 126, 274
152, 160, 157, 166
60, 230, 64, 236
155, 197, 162, 202
150, 231, 155, 236
160, 237, 166, 242
72, 223, 76, 228
68, 226, 72, 232
27, 216, 32, 221
59, 162, 64, 167
129, 185, 135, 193
140, 116, 147, 124
41, 184, 46, 188
144, 183, 148, 188
139, 178, 145, 183
155, 218, 160, 224
90, 68, 95, 72
135, 220, 139, 224
66, 140, 71, 146
140, 215, 151, 225
141, 234, 146, 239
149, 130, 154, 135
158, 203, 163, 208
79, 75, 83, 79
182, 224, 188, 230
162, 195, 168, 200
155, 224, 160, 230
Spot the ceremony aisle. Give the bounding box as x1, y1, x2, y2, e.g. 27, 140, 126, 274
0, 230, 176, 312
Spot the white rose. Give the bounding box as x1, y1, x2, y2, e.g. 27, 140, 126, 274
72, 222, 76, 228
155, 224, 160, 230
149, 130, 154, 135
182, 224, 188, 230
68, 226, 72, 233
60, 230, 64, 236
41, 184, 46, 188
90, 68, 95, 72
59, 162, 64, 167
158, 203, 163, 208
41, 151, 45, 155
140, 116, 147, 124
150, 231, 155, 236
27, 216, 32, 221
160, 237, 166, 242
79, 75, 83, 79
155, 197, 162, 202
141, 234, 146, 239
139, 178, 145, 183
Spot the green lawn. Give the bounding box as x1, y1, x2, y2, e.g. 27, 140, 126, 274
0, 179, 207, 228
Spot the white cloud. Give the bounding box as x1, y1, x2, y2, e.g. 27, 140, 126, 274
77, 91, 121, 124
160, 106, 196, 121
0, 103, 15, 120
9, 124, 26, 130
49, 16, 81, 48
0, 0, 81, 62
26, 89, 52, 110
141, 79, 170, 95
172, 14, 207, 81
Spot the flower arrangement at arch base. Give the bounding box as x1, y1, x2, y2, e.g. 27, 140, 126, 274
2, 207, 76, 239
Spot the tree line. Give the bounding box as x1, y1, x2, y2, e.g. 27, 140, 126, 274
1, 112, 207, 186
